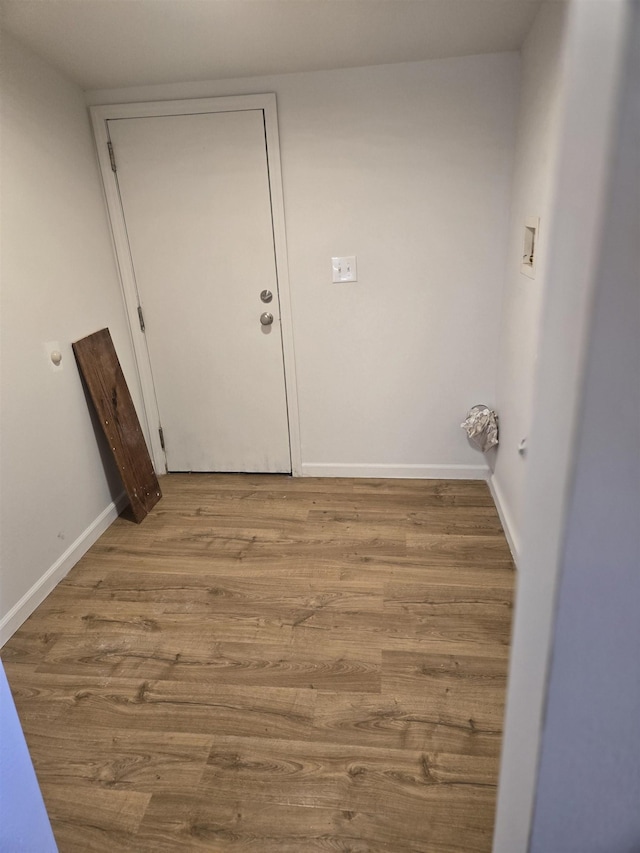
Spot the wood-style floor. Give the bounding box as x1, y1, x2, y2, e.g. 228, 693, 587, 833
2, 475, 514, 852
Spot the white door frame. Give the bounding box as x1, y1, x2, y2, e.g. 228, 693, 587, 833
90, 95, 302, 476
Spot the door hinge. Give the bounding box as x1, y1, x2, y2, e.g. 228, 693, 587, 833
107, 140, 117, 172
137, 305, 145, 332
159, 427, 166, 451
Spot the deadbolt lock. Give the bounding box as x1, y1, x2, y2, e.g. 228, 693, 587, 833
260, 290, 273, 303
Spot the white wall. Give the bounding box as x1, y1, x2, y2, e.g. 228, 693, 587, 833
86, 53, 520, 479
493, 2, 633, 849
0, 32, 143, 641
530, 3, 640, 847
491, 2, 568, 558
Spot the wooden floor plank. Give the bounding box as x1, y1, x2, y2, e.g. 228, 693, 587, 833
312, 690, 503, 753
36, 635, 382, 691
381, 581, 512, 655
54, 570, 383, 613
203, 734, 499, 810
136, 788, 495, 853
40, 783, 150, 846
5, 670, 320, 740
73, 548, 345, 579
22, 724, 214, 793
1, 473, 514, 852
308, 506, 505, 537
382, 651, 508, 731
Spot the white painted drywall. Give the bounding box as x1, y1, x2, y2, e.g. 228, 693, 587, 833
530, 4, 640, 848
491, 2, 568, 558
493, 2, 632, 850
86, 53, 519, 478
0, 32, 143, 637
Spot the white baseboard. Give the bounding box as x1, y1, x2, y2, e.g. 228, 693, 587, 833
488, 475, 520, 566
0, 492, 127, 647
300, 463, 489, 480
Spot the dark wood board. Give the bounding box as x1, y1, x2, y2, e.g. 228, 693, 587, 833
73, 328, 161, 523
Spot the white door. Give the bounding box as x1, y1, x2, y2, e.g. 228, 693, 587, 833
108, 110, 291, 473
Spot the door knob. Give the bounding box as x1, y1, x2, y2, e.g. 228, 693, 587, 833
260, 290, 273, 303
260, 312, 274, 326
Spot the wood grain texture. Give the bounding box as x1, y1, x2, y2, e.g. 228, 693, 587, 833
72, 327, 161, 522
2, 474, 514, 852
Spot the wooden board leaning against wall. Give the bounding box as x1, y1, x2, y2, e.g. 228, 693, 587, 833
73, 328, 161, 523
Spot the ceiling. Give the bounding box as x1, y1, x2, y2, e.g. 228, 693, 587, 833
0, 0, 541, 91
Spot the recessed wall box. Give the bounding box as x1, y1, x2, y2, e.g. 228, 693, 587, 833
521, 216, 539, 279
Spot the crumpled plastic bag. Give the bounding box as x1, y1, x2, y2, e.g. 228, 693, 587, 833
461, 405, 499, 453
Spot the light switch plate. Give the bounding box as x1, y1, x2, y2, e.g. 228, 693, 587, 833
332, 256, 357, 282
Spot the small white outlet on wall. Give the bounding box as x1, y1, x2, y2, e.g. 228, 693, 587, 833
331, 256, 357, 283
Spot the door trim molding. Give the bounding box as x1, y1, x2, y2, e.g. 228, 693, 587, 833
90, 95, 302, 475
